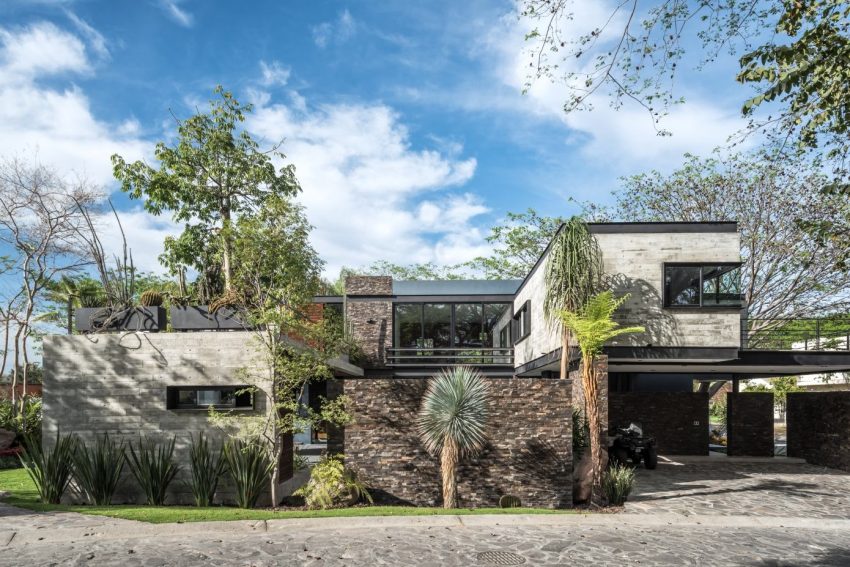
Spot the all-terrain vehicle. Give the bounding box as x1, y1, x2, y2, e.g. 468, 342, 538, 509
609, 422, 658, 469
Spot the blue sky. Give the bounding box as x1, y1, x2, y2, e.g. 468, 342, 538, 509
0, 0, 754, 277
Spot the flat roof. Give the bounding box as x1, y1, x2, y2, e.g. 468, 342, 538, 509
588, 221, 738, 234
392, 279, 522, 296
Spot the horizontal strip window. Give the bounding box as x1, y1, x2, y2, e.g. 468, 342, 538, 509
512, 300, 531, 344
663, 263, 742, 309
166, 386, 254, 411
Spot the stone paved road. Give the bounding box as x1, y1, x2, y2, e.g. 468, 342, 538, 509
627, 460, 850, 519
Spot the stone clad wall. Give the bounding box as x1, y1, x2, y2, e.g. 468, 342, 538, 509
42, 332, 272, 505
609, 392, 709, 455
788, 392, 850, 471
727, 392, 774, 457
339, 377, 573, 508
344, 276, 392, 366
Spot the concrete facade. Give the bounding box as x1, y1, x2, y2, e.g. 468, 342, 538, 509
513, 228, 742, 367
42, 332, 275, 505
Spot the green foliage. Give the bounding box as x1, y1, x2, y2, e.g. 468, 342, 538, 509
417, 367, 490, 458
558, 292, 645, 358
223, 438, 274, 509
572, 408, 590, 456
112, 86, 301, 293
139, 289, 163, 307
127, 436, 180, 506
187, 433, 226, 507
499, 494, 522, 508
294, 455, 373, 510
544, 217, 604, 321
709, 400, 728, 423
602, 463, 636, 506
19, 430, 78, 504
73, 433, 126, 506
0, 397, 42, 444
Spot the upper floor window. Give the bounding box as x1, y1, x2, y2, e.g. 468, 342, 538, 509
512, 300, 531, 343
393, 302, 511, 349
664, 264, 742, 308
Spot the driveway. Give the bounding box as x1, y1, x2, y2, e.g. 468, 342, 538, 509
626, 458, 850, 519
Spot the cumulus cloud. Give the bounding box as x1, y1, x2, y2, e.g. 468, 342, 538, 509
259, 60, 290, 87
246, 89, 484, 277
312, 9, 356, 48
159, 0, 194, 28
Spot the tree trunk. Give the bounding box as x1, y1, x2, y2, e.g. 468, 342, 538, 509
582, 356, 602, 497
221, 208, 233, 292
559, 328, 571, 379
270, 432, 280, 509
440, 438, 459, 509
10, 328, 22, 418
66, 296, 73, 334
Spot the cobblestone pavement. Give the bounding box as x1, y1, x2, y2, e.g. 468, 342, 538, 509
626, 460, 850, 518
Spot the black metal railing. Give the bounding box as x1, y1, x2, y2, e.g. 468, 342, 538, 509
386, 347, 514, 366
742, 318, 850, 351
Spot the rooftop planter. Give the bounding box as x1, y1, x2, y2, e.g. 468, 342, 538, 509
170, 305, 250, 331
75, 306, 167, 333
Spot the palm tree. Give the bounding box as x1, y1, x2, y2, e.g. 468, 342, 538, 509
559, 292, 644, 498
543, 217, 604, 380
417, 366, 489, 509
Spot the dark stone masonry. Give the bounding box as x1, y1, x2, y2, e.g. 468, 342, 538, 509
608, 392, 709, 455
336, 377, 573, 508
344, 276, 392, 365
727, 392, 774, 457
787, 392, 850, 471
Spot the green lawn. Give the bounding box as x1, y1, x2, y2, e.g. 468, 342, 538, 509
0, 468, 571, 524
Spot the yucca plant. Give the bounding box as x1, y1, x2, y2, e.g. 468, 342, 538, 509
417, 366, 489, 509
73, 433, 126, 505
19, 430, 78, 504
188, 433, 226, 507
559, 291, 644, 498
223, 438, 274, 509
127, 435, 180, 505
602, 463, 636, 506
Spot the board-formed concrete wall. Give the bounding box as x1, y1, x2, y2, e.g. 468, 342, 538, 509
336, 377, 573, 508
513, 229, 741, 366
42, 332, 273, 505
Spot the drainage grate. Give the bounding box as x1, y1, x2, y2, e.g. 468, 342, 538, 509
476, 550, 526, 565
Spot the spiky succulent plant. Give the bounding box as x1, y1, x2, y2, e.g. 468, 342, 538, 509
417, 366, 489, 509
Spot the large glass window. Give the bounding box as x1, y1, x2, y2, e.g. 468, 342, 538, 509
393, 302, 511, 349
664, 264, 742, 308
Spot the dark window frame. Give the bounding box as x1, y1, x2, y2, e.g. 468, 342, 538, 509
392, 301, 512, 349
512, 300, 531, 345
166, 385, 254, 411
662, 262, 743, 309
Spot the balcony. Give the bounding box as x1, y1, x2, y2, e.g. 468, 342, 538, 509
386, 347, 514, 367
742, 318, 850, 351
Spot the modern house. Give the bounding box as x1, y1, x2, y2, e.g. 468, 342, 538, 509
42, 221, 850, 507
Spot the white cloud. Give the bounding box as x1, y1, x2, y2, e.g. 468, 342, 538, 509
312, 9, 356, 49
159, 0, 194, 28
259, 60, 290, 87
65, 10, 109, 60
0, 21, 89, 80
246, 89, 483, 276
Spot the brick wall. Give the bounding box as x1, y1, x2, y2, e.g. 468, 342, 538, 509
344, 276, 392, 366
338, 377, 573, 508
727, 392, 774, 457
788, 392, 850, 471
609, 392, 709, 455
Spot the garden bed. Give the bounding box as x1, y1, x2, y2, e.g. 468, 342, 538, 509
75, 307, 166, 333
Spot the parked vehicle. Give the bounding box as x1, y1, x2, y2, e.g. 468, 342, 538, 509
609, 422, 658, 469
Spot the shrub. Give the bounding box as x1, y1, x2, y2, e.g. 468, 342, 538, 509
127, 436, 180, 505
295, 455, 372, 510
223, 438, 274, 509
188, 433, 226, 507
709, 400, 727, 423
19, 430, 78, 504
73, 433, 126, 505
0, 397, 43, 445
602, 463, 636, 506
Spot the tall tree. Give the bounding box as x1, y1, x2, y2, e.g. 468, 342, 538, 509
559, 292, 644, 499
582, 151, 850, 325
112, 86, 301, 300
543, 217, 604, 380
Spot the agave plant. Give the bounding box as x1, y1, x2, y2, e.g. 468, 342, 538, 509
127, 436, 180, 506
73, 433, 126, 505
417, 366, 489, 509
223, 438, 274, 509
188, 433, 226, 507
19, 431, 78, 504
